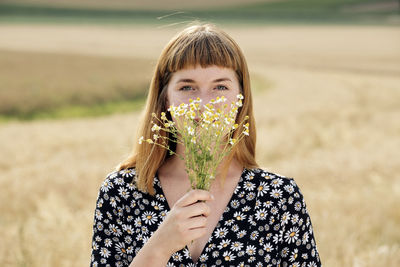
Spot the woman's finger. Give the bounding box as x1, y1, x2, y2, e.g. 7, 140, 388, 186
185, 201, 211, 218
175, 189, 214, 208
187, 215, 208, 230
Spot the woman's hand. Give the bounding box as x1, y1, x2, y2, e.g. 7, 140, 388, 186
152, 189, 214, 256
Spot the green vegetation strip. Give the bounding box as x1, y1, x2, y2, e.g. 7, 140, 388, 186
0, 0, 398, 25
0, 96, 146, 123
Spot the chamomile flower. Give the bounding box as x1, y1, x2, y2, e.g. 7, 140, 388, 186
142, 211, 158, 225
255, 208, 268, 221
215, 227, 229, 238
122, 224, 134, 235
172, 252, 182, 261
233, 211, 246, 221
237, 230, 247, 239
270, 188, 283, 199
257, 181, 269, 196
302, 232, 310, 245
250, 231, 259, 240
115, 242, 127, 256
222, 251, 236, 261
263, 242, 274, 253
246, 245, 257, 255
187, 126, 195, 136
151, 124, 161, 132
198, 254, 208, 262
281, 211, 291, 225
271, 178, 283, 188
231, 241, 244, 251
104, 238, 112, 247
118, 187, 130, 200
100, 180, 113, 193
100, 247, 111, 258
109, 224, 122, 237
140, 95, 250, 191
284, 227, 299, 244
289, 248, 299, 262
217, 239, 231, 249
244, 181, 255, 191
151, 201, 164, 211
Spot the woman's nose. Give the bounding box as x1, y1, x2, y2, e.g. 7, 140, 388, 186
197, 91, 212, 105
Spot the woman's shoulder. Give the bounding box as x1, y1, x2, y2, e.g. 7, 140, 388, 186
102, 166, 137, 185
244, 167, 303, 198
105, 167, 137, 183
244, 167, 295, 184
97, 167, 142, 200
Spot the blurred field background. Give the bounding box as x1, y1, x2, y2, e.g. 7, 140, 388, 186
0, 0, 400, 266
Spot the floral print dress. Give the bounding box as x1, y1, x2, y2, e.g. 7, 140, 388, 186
90, 167, 321, 267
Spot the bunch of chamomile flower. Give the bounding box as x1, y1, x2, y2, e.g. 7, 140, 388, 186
139, 94, 249, 191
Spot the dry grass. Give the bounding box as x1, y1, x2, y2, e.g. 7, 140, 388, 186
0, 49, 153, 116
0, 24, 399, 266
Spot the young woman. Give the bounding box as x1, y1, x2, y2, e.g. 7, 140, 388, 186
90, 23, 321, 267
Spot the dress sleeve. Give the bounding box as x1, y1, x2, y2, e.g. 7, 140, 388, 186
90, 173, 131, 267
277, 178, 322, 266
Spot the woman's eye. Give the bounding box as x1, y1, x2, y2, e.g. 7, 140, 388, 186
179, 86, 194, 91
215, 85, 228, 90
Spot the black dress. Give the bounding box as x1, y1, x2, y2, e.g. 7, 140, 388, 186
90, 167, 321, 267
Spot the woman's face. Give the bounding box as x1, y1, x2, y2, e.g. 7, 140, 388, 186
166, 64, 241, 109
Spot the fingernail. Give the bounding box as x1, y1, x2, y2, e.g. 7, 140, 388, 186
211, 194, 215, 200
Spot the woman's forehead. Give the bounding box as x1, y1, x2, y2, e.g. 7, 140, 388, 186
169, 65, 238, 82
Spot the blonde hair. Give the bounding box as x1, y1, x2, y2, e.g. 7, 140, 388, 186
118, 23, 258, 195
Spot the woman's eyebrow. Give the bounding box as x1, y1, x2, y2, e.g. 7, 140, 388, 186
177, 78, 232, 83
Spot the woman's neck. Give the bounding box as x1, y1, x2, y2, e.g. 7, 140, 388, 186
158, 143, 243, 186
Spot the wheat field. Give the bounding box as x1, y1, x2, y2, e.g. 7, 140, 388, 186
0, 24, 399, 266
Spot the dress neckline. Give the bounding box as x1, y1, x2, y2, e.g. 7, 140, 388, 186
154, 167, 247, 265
